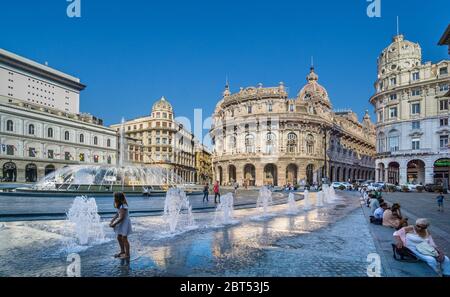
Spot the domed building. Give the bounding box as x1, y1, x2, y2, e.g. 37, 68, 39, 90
110, 96, 199, 183
211, 67, 376, 187
370, 34, 450, 186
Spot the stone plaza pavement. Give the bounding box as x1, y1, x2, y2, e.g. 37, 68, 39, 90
0, 190, 444, 277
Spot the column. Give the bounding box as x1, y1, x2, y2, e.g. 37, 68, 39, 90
424, 164, 434, 185
399, 165, 407, 185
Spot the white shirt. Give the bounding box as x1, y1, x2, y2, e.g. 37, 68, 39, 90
374, 207, 384, 219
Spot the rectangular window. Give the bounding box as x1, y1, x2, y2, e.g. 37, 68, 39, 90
29, 148, 36, 157
412, 72, 420, 81
389, 107, 398, 118
411, 103, 420, 115
388, 136, 399, 152
411, 139, 420, 150
267, 103, 273, 112
390, 93, 397, 101
440, 67, 448, 75
440, 118, 449, 127
390, 77, 397, 86
247, 105, 252, 114
440, 135, 449, 149
289, 104, 294, 112
440, 84, 449, 92
6, 145, 14, 155
412, 121, 420, 129
378, 111, 384, 122
48, 150, 54, 159
411, 89, 421, 96
440, 100, 449, 111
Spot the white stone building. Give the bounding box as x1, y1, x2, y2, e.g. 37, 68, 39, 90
370, 34, 450, 186
0, 48, 83, 114
0, 48, 117, 182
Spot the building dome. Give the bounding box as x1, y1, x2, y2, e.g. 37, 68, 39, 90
297, 67, 330, 103
378, 34, 422, 76
152, 96, 173, 112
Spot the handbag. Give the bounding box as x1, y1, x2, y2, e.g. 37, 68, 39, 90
416, 241, 438, 257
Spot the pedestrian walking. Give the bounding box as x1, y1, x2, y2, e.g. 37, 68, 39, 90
213, 180, 221, 203
202, 183, 209, 203
437, 191, 445, 212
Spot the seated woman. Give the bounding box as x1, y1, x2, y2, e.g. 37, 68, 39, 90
383, 203, 408, 230
394, 218, 450, 276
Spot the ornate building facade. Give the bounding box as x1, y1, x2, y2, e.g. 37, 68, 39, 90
110, 97, 197, 183
211, 68, 376, 187
370, 34, 450, 186
194, 143, 212, 185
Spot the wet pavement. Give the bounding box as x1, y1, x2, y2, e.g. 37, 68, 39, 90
0, 191, 381, 277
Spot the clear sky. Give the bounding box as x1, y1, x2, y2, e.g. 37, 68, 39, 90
1, 0, 449, 139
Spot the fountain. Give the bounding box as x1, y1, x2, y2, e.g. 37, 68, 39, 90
329, 186, 338, 202
66, 196, 105, 245
286, 192, 299, 214
214, 193, 236, 225
6, 116, 203, 197
322, 184, 330, 204
256, 186, 273, 216
163, 188, 196, 233
316, 190, 324, 207
303, 189, 311, 210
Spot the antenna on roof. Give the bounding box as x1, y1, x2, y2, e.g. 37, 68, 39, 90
396, 16, 400, 36
311, 56, 314, 68
44, 61, 49, 66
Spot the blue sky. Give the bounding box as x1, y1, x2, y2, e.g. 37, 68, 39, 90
0, 0, 449, 140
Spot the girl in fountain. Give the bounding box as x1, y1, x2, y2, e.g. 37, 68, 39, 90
110, 192, 132, 259
213, 180, 221, 203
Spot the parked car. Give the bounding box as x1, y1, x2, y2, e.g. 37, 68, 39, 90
367, 182, 384, 191
331, 182, 344, 189
340, 182, 354, 190
424, 184, 446, 193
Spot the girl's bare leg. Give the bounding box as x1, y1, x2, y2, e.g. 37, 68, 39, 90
117, 235, 125, 254
122, 236, 130, 257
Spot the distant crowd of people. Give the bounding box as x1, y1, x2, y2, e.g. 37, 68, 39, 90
361, 187, 449, 277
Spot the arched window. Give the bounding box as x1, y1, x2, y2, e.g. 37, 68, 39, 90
79, 134, 84, 143
47, 127, 53, 138
266, 132, 276, 154
93, 136, 98, 145
28, 124, 35, 135
228, 135, 237, 152
107, 139, 111, 147
306, 134, 314, 155
287, 132, 297, 153
377, 132, 386, 153
64, 131, 70, 141
6, 120, 13, 132
245, 134, 255, 153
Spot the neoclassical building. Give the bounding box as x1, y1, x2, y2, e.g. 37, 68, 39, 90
110, 97, 197, 183
370, 34, 450, 186
211, 67, 376, 187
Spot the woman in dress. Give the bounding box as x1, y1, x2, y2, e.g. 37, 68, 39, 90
110, 192, 132, 259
